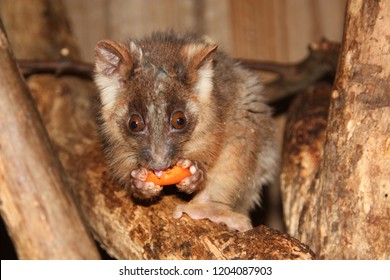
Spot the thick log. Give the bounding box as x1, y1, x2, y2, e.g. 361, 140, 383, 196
281, 0, 390, 259
0, 21, 100, 259
280, 83, 331, 238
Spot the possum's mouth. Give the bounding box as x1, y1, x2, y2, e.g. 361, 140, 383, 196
148, 165, 175, 178
152, 170, 164, 178
148, 161, 183, 178
144, 165, 192, 186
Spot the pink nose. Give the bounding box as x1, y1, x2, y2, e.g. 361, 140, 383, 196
150, 161, 170, 172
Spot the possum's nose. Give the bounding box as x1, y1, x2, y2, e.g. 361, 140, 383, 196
149, 144, 171, 171
149, 161, 171, 172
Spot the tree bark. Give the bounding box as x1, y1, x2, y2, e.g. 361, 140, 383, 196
0, 21, 100, 259
281, 0, 390, 259
280, 83, 331, 238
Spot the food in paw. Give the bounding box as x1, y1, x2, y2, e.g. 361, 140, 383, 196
145, 165, 192, 186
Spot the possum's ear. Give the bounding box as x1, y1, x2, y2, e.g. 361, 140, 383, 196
181, 43, 217, 73
94, 40, 142, 108
181, 43, 218, 102
94, 40, 140, 79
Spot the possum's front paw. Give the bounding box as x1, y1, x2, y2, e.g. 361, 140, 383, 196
130, 167, 163, 199
175, 159, 203, 194
173, 202, 252, 232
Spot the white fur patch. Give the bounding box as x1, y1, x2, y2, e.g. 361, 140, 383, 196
94, 73, 120, 110
130, 41, 143, 60
195, 65, 214, 102
95, 48, 120, 75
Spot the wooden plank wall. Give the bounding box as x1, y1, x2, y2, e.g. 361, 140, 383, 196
64, 0, 347, 63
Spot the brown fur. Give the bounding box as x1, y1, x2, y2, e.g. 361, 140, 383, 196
94, 31, 278, 231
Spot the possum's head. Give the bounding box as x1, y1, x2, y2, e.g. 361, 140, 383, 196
94, 34, 218, 179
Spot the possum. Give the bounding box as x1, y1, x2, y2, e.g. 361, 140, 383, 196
94, 31, 278, 231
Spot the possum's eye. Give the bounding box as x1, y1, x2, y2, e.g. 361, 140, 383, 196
127, 114, 144, 133
171, 111, 187, 130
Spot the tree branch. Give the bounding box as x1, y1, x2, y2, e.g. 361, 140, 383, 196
18, 59, 94, 79
241, 39, 340, 103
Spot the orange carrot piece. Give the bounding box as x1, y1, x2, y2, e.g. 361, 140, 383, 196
145, 166, 191, 186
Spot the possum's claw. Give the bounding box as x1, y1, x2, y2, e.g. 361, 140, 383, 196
176, 159, 203, 194
130, 167, 163, 199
